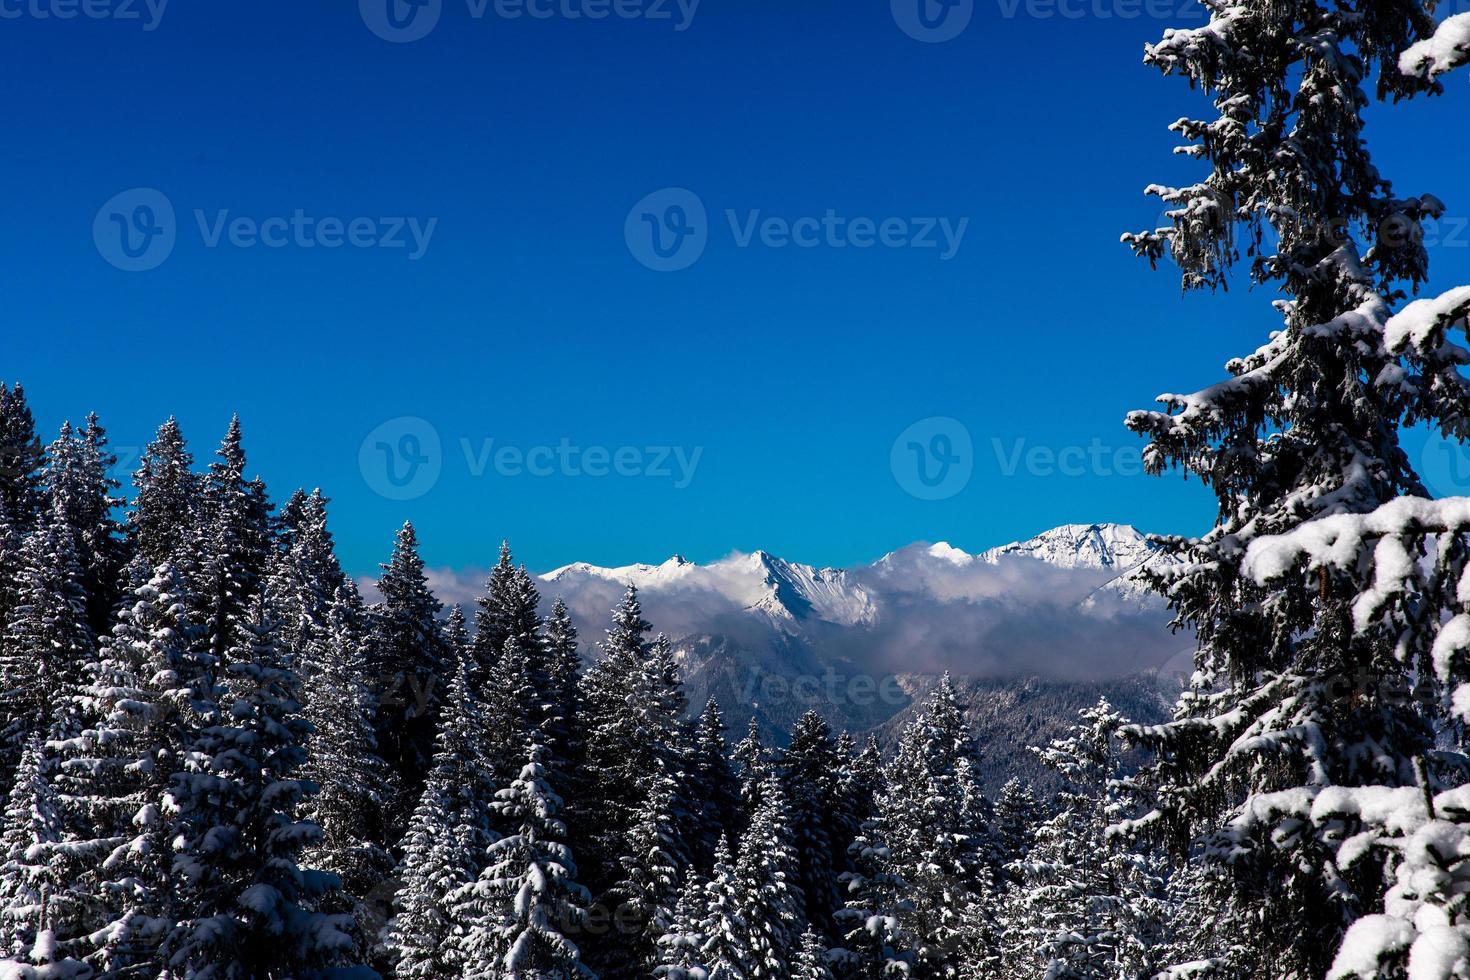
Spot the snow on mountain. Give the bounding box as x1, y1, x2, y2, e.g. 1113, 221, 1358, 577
533, 523, 1185, 791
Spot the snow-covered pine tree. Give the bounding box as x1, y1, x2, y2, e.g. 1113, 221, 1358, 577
595, 776, 683, 980
471, 541, 545, 687
265, 488, 347, 662
735, 773, 802, 980
780, 711, 846, 939
55, 560, 209, 974
0, 514, 94, 773
575, 586, 667, 891
127, 418, 199, 568
366, 521, 447, 838
1000, 700, 1168, 980
694, 836, 752, 980
1116, 1, 1470, 974
0, 738, 89, 971
653, 877, 709, 980
484, 635, 540, 802
0, 383, 45, 534
300, 585, 394, 911
44, 417, 125, 639
791, 928, 834, 980
193, 417, 273, 675
450, 742, 594, 979
163, 602, 355, 978
543, 597, 584, 783
990, 777, 1044, 888
730, 717, 770, 839
688, 698, 740, 875
834, 678, 984, 977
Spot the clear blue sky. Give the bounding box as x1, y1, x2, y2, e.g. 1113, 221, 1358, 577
3, 0, 1468, 577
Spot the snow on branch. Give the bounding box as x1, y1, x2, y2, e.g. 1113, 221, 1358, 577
1400, 13, 1470, 81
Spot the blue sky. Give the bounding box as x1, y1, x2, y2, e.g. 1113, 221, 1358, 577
3, 0, 1469, 577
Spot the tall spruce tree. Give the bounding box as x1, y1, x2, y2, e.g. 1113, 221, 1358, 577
780, 711, 846, 939
0, 383, 45, 534
689, 698, 740, 875
44, 417, 125, 639
163, 604, 355, 978
127, 418, 199, 568
0, 515, 94, 772
450, 742, 595, 979
1000, 700, 1169, 980
735, 774, 802, 980
366, 521, 447, 838
1116, 1, 1470, 974
57, 560, 210, 975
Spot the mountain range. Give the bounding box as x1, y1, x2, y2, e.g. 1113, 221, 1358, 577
519, 523, 1193, 793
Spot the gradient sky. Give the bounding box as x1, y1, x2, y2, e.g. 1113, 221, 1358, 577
3, 0, 1469, 577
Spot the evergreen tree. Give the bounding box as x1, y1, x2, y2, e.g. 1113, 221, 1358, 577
654, 878, 710, 980
484, 635, 540, 800
990, 777, 1044, 886
543, 597, 584, 783
301, 586, 395, 908
695, 837, 752, 980
835, 679, 985, 978
735, 774, 802, 980
596, 777, 682, 980
450, 743, 595, 979
688, 698, 739, 875
780, 710, 846, 939
58, 560, 209, 974
730, 717, 770, 840
0, 383, 45, 533
1000, 700, 1169, 980
388, 778, 477, 977
0, 739, 87, 967
163, 604, 355, 978
0, 517, 94, 771
471, 541, 544, 686
44, 416, 125, 639
1116, 1, 1470, 973
265, 488, 346, 662
791, 928, 834, 980
127, 418, 199, 568
193, 417, 273, 673
366, 521, 447, 838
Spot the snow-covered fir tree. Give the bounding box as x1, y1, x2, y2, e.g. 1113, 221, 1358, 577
366, 521, 448, 838
1115, 1, 1470, 975
791, 927, 834, 980
127, 418, 199, 568
163, 603, 356, 978
0, 384, 45, 535
55, 559, 209, 974
734, 773, 802, 980
450, 743, 594, 979
780, 710, 847, 940
688, 698, 739, 875
43, 417, 124, 639
1000, 700, 1169, 979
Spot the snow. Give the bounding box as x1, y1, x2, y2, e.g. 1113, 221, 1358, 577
1331, 915, 1415, 978
1384, 285, 1470, 352
1400, 14, 1470, 80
